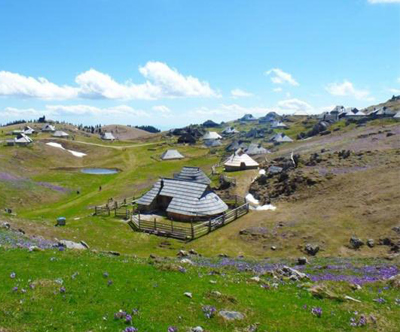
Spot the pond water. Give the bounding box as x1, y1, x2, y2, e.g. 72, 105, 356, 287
80, 168, 119, 175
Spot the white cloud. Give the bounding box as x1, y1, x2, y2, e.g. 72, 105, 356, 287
266, 68, 299, 86
389, 88, 400, 94
152, 105, 171, 113
368, 0, 400, 4
1, 105, 149, 118
325, 80, 374, 101
277, 98, 314, 114
0, 62, 219, 100
230, 88, 253, 98
273, 87, 283, 93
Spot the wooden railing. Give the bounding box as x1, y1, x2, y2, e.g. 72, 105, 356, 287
127, 202, 250, 241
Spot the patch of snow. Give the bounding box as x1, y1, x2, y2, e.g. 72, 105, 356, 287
46, 142, 86, 158
245, 193, 277, 211
259, 169, 266, 175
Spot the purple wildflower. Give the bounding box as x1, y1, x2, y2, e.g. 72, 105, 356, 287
350, 315, 367, 327
124, 327, 138, 332
60, 286, 66, 293
168, 327, 178, 332
29, 283, 35, 290
202, 305, 217, 319
10, 272, 16, 279
311, 307, 322, 318
373, 297, 386, 304
132, 308, 139, 315
103, 272, 109, 278
107, 279, 113, 286
125, 314, 132, 324
12, 286, 18, 292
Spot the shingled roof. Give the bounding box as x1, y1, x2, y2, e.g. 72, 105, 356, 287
161, 149, 184, 160
224, 149, 259, 169
246, 143, 270, 155
173, 166, 211, 184
136, 178, 228, 218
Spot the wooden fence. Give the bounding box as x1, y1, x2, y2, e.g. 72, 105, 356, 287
128, 201, 249, 241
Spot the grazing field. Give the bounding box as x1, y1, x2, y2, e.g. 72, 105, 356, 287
1, 248, 399, 332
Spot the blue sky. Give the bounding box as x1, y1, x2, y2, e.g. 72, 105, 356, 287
0, 0, 399, 129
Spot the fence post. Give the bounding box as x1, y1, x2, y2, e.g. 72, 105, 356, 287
191, 219, 194, 239
235, 207, 238, 219
171, 219, 174, 232
222, 213, 225, 225
208, 218, 211, 233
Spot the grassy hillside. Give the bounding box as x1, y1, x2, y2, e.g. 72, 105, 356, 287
0, 248, 399, 332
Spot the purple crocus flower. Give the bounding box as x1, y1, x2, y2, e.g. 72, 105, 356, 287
132, 308, 139, 315
168, 327, 178, 332
124, 327, 138, 332
202, 305, 217, 319
10, 272, 16, 279
107, 279, 113, 286
60, 286, 66, 293
373, 297, 386, 304
311, 307, 322, 318
103, 272, 109, 278
12, 286, 18, 292
125, 314, 132, 324
114, 311, 127, 320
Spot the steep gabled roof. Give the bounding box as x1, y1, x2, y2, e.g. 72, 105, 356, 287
52, 131, 69, 137
15, 133, 33, 144
224, 149, 259, 168
137, 178, 228, 217
42, 124, 56, 132
222, 126, 239, 134
270, 133, 293, 143
246, 143, 270, 155
204, 139, 222, 147
101, 132, 115, 140
161, 149, 184, 160
203, 131, 222, 140
173, 166, 211, 184
226, 140, 248, 151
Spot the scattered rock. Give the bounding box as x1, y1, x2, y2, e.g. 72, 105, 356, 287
218, 310, 245, 321
366, 239, 375, 248
344, 295, 361, 303
309, 284, 342, 301
218, 253, 229, 258
274, 266, 308, 281
349, 237, 364, 250
177, 250, 188, 257
189, 249, 198, 255
250, 276, 261, 283
1, 222, 10, 229
305, 244, 320, 256
58, 240, 87, 250
80, 240, 89, 249
297, 257, 308, 265
108, 251, 120, 256
271, 246, 276, 251
191, 327, 204, 332
387, 274, 400, 289
392, 226, 400, 235
184, 292, 192, 298
149, 254, 156, 259
180, 258, 194, 265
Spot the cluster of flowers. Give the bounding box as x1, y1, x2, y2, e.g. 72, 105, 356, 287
202, 305, 217, 319
167, 327, 178, 332
350, 314, 367, 327
311, 307, 322, 318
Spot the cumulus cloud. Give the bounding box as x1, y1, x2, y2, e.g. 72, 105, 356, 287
1, 105, 149, 118
325, 80, 374, 101
230, 88, 253, 98
152, 105, 171, 113
273, 87, 283, 93
266, 68, 299, 86
368, 0, 400, 4
0, 62, 219, 100
277, 98, 314, 114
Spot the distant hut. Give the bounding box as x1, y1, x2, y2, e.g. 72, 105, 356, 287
101, 132, 116, 141
259, 111, 280, 123
240, 114, 257, 122
173, 166, 211, 184
23, 126, 35, 135
204, 139, 222, 147
271, 121, 288, 129
224, 149, 259, 171
14, 133, 33, 146
246, 143, 270, 155
177, 133, 196, 144
52, 131, 69, 138
203, 131, 222, 140
222, 126, 239, 135
394, 111, 400, 120
203, 120, 220, 128
161, 149, 184, 160
226, 140, 248, 152
136, 178, 228, 221
269, 133, 293, 144
42, 124, 56, 132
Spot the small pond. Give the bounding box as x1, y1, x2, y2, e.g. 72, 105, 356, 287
80, 168, 119, 175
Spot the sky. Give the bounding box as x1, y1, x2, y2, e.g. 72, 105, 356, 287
0, 0, 399, 129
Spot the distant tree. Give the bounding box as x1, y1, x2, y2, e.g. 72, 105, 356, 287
135, 125, 161, 133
